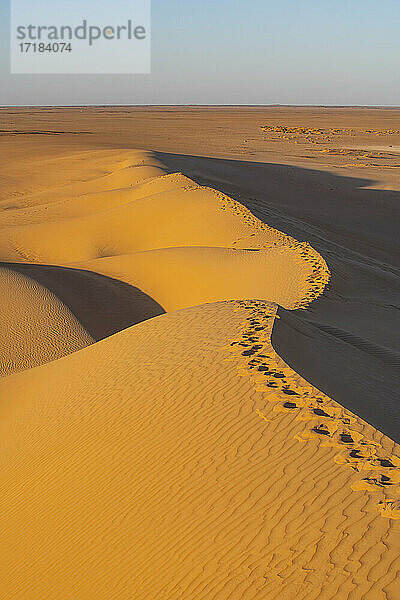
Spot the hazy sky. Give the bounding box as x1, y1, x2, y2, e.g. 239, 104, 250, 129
1, 0, 400, 106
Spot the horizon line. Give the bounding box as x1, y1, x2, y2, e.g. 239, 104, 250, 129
1, 103, 400, 109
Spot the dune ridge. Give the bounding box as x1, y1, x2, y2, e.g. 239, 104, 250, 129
1, 145, 399, 599
0, 148, 330, 373
224, 299, 400, 520
0, 149, 329, 310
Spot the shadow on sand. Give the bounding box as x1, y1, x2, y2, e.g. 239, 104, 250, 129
156, 152, 400, 442
2, 262, 166, 342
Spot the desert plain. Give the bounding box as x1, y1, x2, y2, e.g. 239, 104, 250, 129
0, 106, 399, 599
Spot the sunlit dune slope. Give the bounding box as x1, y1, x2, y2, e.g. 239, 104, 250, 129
0, 149, 328, 378
0, 266, 93, 376
0, 172, 322, 263
0, 172, 195, 228
0, 149, 166, 206
81, 245, 315, 311
0, 149, 329, 313
0, 301, 399, 600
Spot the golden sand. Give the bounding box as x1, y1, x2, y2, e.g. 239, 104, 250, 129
0, 138, 399, 599
0, 266, 93, 376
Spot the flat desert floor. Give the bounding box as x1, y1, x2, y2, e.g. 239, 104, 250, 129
0, 107, 399, 599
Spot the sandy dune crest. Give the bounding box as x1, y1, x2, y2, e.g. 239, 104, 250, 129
0, 149, 328, 307
1, 148, 328, 373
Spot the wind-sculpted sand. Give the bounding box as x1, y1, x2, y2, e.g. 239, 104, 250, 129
0, 145, 399, 599
0, 265, 93, 376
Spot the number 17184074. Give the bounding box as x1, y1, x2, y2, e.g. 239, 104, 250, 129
19, 42, 72, 52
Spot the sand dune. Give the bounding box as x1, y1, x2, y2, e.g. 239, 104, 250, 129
0, 150, 329, 313
81, 245, 319, 312
0, 139, 399, 599
1, 256, 165, 375
0, 148, 165, 205
0, 151, 326, 271
1, 301, 399, 599
4, 262, 165, 342
0, 172, 195, 228
0, 266, 93, 376
159, 151, 400, 441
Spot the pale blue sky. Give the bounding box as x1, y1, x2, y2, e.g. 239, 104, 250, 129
1, 0, 399, 106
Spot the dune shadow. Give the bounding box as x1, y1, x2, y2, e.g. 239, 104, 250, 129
155, 152, 400, 441
2, 262, 166, 342
155, 152, 399, 266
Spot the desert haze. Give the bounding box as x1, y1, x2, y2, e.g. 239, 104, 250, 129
0, 107, 399, 599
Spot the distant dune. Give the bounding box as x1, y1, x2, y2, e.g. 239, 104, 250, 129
0, 130, 399, 599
